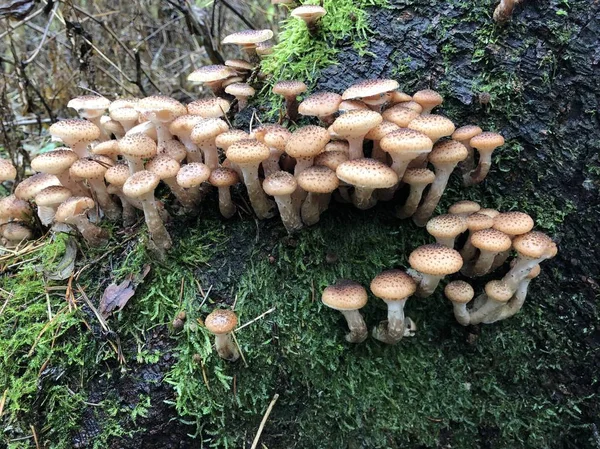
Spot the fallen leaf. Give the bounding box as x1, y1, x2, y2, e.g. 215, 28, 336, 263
99, 264, 151, 318
43, 236, 77, 280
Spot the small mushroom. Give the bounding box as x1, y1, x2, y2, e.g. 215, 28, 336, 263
466, 132, 505, 185
54, 196, 108, 245
137, 96, 187, 150
380, 129, 433, 180
396, 168, 435, 219
448, 200, 481, 218
464, 228, 512, 277
222, 29, 274, 61
49, 119, 101, 157
290, 5, 327, 34
187, 65, 237, 95
489, 211, 535, 270
425, 214, 467, 248
187, 97, 231, 118
412, 89, 443, 115
331, 110, 382, 160
118, 133, 158, 175
225, 83, 255, 111
263, 171, 302, 233
469, 280, 514, 325
336, 158, 398, 210
408, 244, 463, 297
444, 281, 474, 326
272, 80, 307, 121
502, 231, 556, 292
205, 309, 240, 361
146, 155, 198, 210
34, 186, 72, 226
298, 92, 342, 125
209, 167, 240, 219
169, 115, 206, 163
451, 125, 482, 182
67, 95, 111, 141
459, 212, 495, 262
489, 264, 540, 322
297, 166, 339, 226
190, 118, 229, 169
321, 280, 369, 343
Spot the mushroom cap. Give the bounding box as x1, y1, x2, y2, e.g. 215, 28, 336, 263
31, 149, 79, 175
118, 133, 158, 159
512, 231, 555, 259
137, 96, 187, 122
389, 91, 413, 104
285, 125, 330, 158
100, 117, 124, 136
104, 163, 130, 186
370, 269, 417, 301
412, 89, 443, 111
169, 114, 206, 136
69, 155, 114, 180
146, 155, 180, 180
91, 140, 120, 158
314, 150, 349, 171
493, 211, 534, 236
222, 29, 273, 45
190, 118, 229, 144
110, 107, 140, 124
324, 140, 349, 153
426, 214, 467, 240
365, 120, 400, 141
205, 309, 238, 334
187, 97, 231, 118
256, 40, 273, 56
187, 65, 236, 83
108, 98, 139, 112
67, 95, 111, 113
382, 105, 420, 127
408, 243, 463, 276
298, 92, 342, 117
428, 140, 468, 166
209, 167, 239, 188
126, 121, 157, 140
55, 196, 95, 222
448, 200, 481, 216
331, 110, 382, 138
49, 119, 100, 146
297, 165, 339, 193
225, 59, 254, 72
338, 100, 370, 113
478, 208, 500, 218
160, 140, 188, 163
527, 264, 541, 279
470, 132, 505, 151
226, 139, 270, 165
466, 212, 495, 231
321, 280, 368, 311
225, 82, 255, 98
342, 79, 400, 100
216, 130, 250, 150
263, 127, 292, 151
176, 163, 212, 188
290, 5, 327, 21
484, 280, 513, 303
336, 158, 398, 189
251, 124, 286, 142
122, 170, 160, 198
34, 186, 72, 207
272, 80, 307, 98
471, 228, 512, 252
0, 195, 32, 221
444, 280, 474, 304
408, 114, 456, 142
263, 171, 298, 196
0, 159, 17, 181
452, 125, 483, 143
380, 128, 433, 157
3, 222, 33, 242
402, 168, 435, 186
14, 173, 61, 200
397, 101, 423, 113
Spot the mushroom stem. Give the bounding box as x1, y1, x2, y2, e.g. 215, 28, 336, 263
239, 165, 275, 219
88, 179, 122, 221
415, 273, 443, 298
389, 156, 412, 180
154, 123, 173, 151
352, 187, 376, 210
347, 136, 365, 160
451, 302, 471, 326
69, 215, 108, 245
56, 172, 89, 197
163, 178, 199, 210
469, 294, 505, 325
467, 152, 492, 185
124, 157, 145, 175
502, 256, 545, 292
412, 166, 454, 227
262, 149, 283, 177
489, 278, 532, 322
490, 249, 512, 272
396, 183, 427, 219
272, 194, 303, 233
301, 192, 321, 226
71, 141, 90, 158
340, 310, 368, 343
217, 186, 236, 219
285, 96, 299, 122
460, 147, 476, 183
372, 300, 407, 344
179, 137, 203, 163
471, 250, 498, 277
371, 141, 387, 163
459, 232, 478, 262
118, 196, 137, 226
214, 333, 240, 362
293, 157, 313, 176
138, 192, 172, 250
200, 143, 219, 169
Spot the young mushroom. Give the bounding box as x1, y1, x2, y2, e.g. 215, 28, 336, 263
175, 162, 212, 206
425, 214, 467, 248
321, 280, 368, 343
464, 228, 512, 277
466, 132, 505, 185
370, 270, 418, 344
489, 211, 535, 270
380, 129, 433, 180
262, 171, 303, 233
490, 264, 541, 322
168, 115, 206, 163
224, 83, 255, 111
298, 92, 342, 125
336, 159, 398, 210
459, 212, 495, 262
285, 125, 330, 176
331, 110, 382, 160
407, 114, 456, 167
137, 96, 187, 150
444, 281, 474, 326
187, 65, 237, 95
204, 309, 240, 361
48, 119, 101, 157
146, 155, 198, 210
290, 5, 327, 34
67, 95, 111, 141
408, 244, 463, 297
272, 80, 307, 121
222, 29, 274, 61
469, 280, 514, 325
296, 165, 339, 226
209, 167, 240, 219
448, 200, 481, 218
396, 168, 435, 219
451, 125, 482, 182
34, 186, 72, 226
412, 89, 443, 114
187, 97, 231, 118
502, 231, 556, 292
190, 118, 229, 169
118, 132, 158, 175
54, 197, 108, 245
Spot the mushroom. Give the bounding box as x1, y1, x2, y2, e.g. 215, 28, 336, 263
262, 171, 302, 233
226, 139, 275, 219
444, 281, 474, 326
118, 132, 158, 175
448, 200, 481, 218
137, 96, 187, 150
30, 148, 87, 196
314, 150, 351, 206
110, 106, 140, 133
285, 125, 330, 176
365, 120, 400, 164
396, 101, 423, 113
336, 158, 398, 210
408, 243, 463, 297
464, 228, 512, 277
382, 105, 419, 128
0, 158, 17, 183
175, 162, 212, 206
425, 214, 467, 248
321, 280, 368, 343
54, 196, 108, 245
489, 211, 535, 271
459, 212, 495, 262
34, 186, 72, 226
91, 140, 120, 162
296, 166, 339, 226
224, 59, 254, 75
466, 132, 505, 185
48, 119, 101, 157
370, 270, 418, 344
342, 79, 400, 107
407, 114, 456, 167
209, 167, 240, 219
146, 155, 198, 210
204, 309, 240, 361
67, 95, 111, 141
225, 83, 255, 111
168, 115, 206, 163
478, 208, 500, 218
412, 140, 468, 226
379, 129, 433, 180
252, 125, 291, 177
389, 91, 413, 105
502, 231, 556, 292
272, 80, 307, 121
469, 280, 514, 325
490, 264, 540, 322
0, 195, 32, 225
100, 117, 125, 140
105, 163, 145, 215
290, 5, 327, 34
160, 140, 188, 163
222, 29, 274, 61
122, 171, 172, 250
412, 89, 443, 114
14, 173, 61, 202
2, 222, 33, 248
298, 92, 342, 125
338, 99, 370, 113
451, 125, 482, 182
187, 97, 231, 118
187, 65, 237, 95
396, 168, 435, 219
190, 118, 229, 169
331, 110, 382, 160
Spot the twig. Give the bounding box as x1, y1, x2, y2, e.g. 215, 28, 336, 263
230, 331, 247, 368
0, 291, 13, 317
219, 0, 256, 30
0, 389, 7, 417
235, 307, 276, 332
250, 393, 280, 449
30, 425, 40, 449
0, 7, 45, 39
23, 0, 60, 65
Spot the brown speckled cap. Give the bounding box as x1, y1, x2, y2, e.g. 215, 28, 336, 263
49, 119, 100, 147
225, 59, 254, 73
226, 139, 270, 165
169, 115, 206, 137
382, 105, 419, 127
470, 132, 505, 151
190, 118, 229, 144
176, 163, 211, 188
70, 156, 114, 180
389, 91, 413, 104
14, 173, 61, 200
2, 222, 32, 242
365, 121, 400, 141
493, 211, 534, 236
342, 79, 400, 100
396, 101, 423, 113
370, 269, 417, 301
34, 186, 72, 207
263, 171, 297, 197
285, 126, 330, 159
478, 208, 500, 218
402, 168, 435, 186
298, 92, 342, 118
0, 195, 32, 221
118, 133, 157, 159
338, 100, 370, 113
187, 97, 231, 118
444, 281, 474, 304
291, 5, 327, 23
297, 165, 339, 193
123, 170, 160, 198
222, 29, 273, 45
331, 110, 382, 138
209, 167, 239, 188
146, 155, 180, 179
105, 163, 130, 186
412, 89, 443, 113
408, 114, 456, 143
160, 140, 188, 163
216, 130, 250, 150
448, 200, 481, 216
322, 280, 368, 311
55, 196, 95, 222
428, 140, 468, 165
137, 96, 187, 122
205, 309, 238, 334
67, 95, 110, 117
272, 80, 307, 99
336, 158, 398, 189
187, 65, 236, 83
485, 280, 513, 303
225, 83, 255, 99
109, 98, 139, 112
408, 243, 463, 276
314, 150, 349, 171
31, 149, 78, 175
512, 231, 554, 259
91, 140, 120, 158
380, 128, 433, 158
466, 212, 494, 231
0, 159, 17, 181
471, 228, 512, 252
426, 214, 467, 241
452, 125, 483, 143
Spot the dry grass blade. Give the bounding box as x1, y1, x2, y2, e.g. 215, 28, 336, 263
250, 393, 280, 449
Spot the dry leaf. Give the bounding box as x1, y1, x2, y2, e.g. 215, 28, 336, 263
99, 264, 151, 318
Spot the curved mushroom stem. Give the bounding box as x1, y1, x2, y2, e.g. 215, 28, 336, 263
389, 155, 414, 180
154, 123, 173, 151
451, 302, 471, 326
459, 232, 478, 262
371, 141, 387, 163
37, 206, 57, 226
285, 96, 299, 122
372, 299, 407, 344
214, 333, 240, 361
415, 273, 443, 298
272, 194, 303, 233
200, 143, 219, 169
262, 149, 283, 177
460, 146, 476, 183
412, 165, 454, 227
118, 196, 137, 227
69, 215, 108, 246
397, 183, 428, 219
71, 141, 91, 158
301, 192, 321, 226
352, 187, 376, 210
408, 153, 428, 169
216, 186, 236, 219
490, 249, 512, 272
163, 178, 199, 210
139, 192, 172, 250
88, 179, 121, 221
240, 164, 275, 219
347, 136, 366, 160
179, 137, 203, 163
340, 310, 368, 343
293, 157, 313, 177
467, 150, 493, 185
124, 156, 145, 175
502, 256, 546, 292
471, 250, 499, 277
236, 97, 249, 111
487, 278, 532, 323
469, 296, 505, 325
